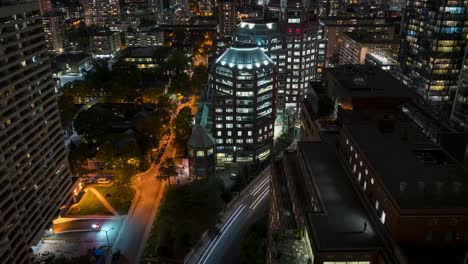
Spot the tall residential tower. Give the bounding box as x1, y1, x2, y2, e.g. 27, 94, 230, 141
399, 0, 467, 112
0, 2, 73, 262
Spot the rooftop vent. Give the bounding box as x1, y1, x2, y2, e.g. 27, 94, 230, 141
417, 181, 425, 193
400, 181, 408, 193
353, 77, 367, 87
452, 181, 462, 196
435, 181, 443, 195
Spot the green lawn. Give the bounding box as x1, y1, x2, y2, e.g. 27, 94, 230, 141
67, 191, 113, 216
94, 185, 135, 215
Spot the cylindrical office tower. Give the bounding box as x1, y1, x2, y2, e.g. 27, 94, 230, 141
210, 44, 276, 165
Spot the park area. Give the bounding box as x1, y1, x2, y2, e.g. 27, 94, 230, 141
67, 184, 135, 216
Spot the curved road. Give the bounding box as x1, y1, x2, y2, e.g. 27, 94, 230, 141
112, 97, 197, 263
185, 167, 271, 264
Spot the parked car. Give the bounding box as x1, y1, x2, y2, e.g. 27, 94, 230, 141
81, 178, 92, 184
97, 178, 110, 184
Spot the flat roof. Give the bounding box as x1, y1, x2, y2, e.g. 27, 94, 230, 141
294, 138, 383, 250
118, 46, 172, 59
345, 122, 468, 209
343, 32, 399, 45
56, 53, 91, 63
327, 65, 411, 100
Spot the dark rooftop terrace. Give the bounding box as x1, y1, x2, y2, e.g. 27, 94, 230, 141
327, 65, 411, 101
292, 138, 383, 251
345, 122, 468, 210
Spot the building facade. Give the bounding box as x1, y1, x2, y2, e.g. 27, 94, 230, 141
339, 32, 398, 65
42, 13, 65, 53
322, 17, 396, 65
0, 2, 74, 262
89, 30, 121, 58
399, 0, 467, 111
39, 0, 54, 15
124, 23, 164, 47
218, 0, 236, 39
210, 45, 276, 165
451, 44, 468, 128
268, 0, 324, 112
187, 125, 216, 179
81, 0, 121, 27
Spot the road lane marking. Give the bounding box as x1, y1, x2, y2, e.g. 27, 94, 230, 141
250, 176, 270, 196
250, 184, 269, 209
196, 205, 244, 264
201, 204, 246, 264
250, 188, 269, 210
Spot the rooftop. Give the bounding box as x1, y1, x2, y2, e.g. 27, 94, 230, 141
187, 125, 215, 149
215, 45, 273, 69
233, 20, 281, 48
118, 46, 172, 59
345, 122, 468, 210
366, 52, 397, 65
327, 65, 411, 100
290, 138, 383, 250
268, 0, 316, 10
55, 53, 92, 64
343, 31, 398, 44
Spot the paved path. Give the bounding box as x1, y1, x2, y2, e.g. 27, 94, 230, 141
111, 98, 195, 263
86, 187, 119, 216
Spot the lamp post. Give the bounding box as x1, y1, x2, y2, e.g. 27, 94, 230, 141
102, 228, 114, 255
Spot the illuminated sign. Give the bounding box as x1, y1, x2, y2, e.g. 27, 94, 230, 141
288, 18, 300, 23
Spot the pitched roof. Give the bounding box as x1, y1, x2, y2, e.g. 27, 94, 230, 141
187, 124, 215, 149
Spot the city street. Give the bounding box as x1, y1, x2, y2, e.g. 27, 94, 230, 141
112, 96, 197, 263
185, 167, 271, 264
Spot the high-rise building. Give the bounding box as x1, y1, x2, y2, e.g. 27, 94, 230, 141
218, 0, 236, 39
0, 2, 74, 263
268, 0, 324, 112
399, 0, 467, 112
39, 0, 54, 15
89, 30, 122, 58
81, 0, 121, 27
232, 20, 285, 98
339, 31, 398, 65
210, 44, 276, 164
269, 64, 468, 264
42, 12, 65, 53
451, 44, 468, 128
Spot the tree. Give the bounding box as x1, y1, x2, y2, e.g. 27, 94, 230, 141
135, 114, 163, 147
68, 142, 89, 177
191, 65, 208, 94
74, 105, 116, 143
169, 73, 191, 96
156, 94, 176, 126
57, 92, 76, 125
157, 157, 177, 185
142, 86, 165, 103
167, 49, 189, 76
173, 106, 193, 149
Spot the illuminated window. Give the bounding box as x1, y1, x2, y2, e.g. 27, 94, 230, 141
375, 200, 379, 210
196, 151, 205, 157
381, 211, 386, 224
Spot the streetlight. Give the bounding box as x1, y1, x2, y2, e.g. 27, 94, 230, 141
102, 228, 114, 255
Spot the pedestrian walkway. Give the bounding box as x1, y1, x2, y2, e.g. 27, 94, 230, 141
86, 187, 119, 216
